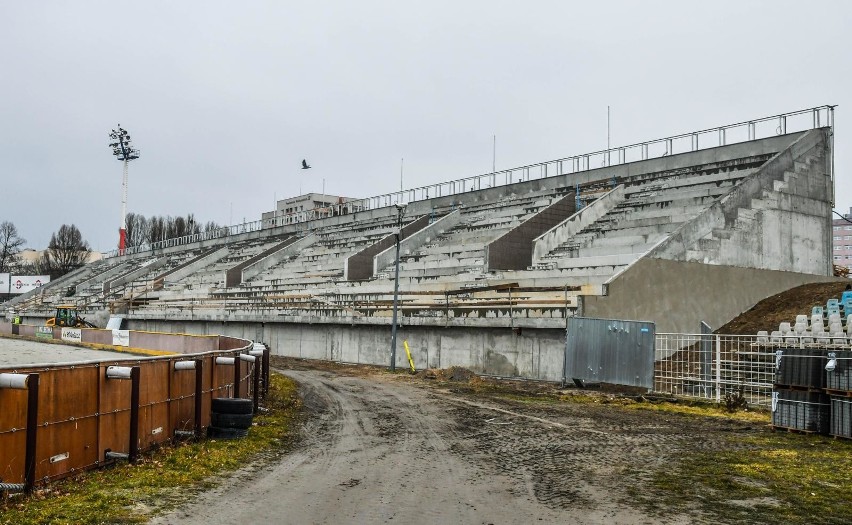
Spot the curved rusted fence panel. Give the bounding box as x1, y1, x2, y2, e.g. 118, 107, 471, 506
0, 325, 255, 489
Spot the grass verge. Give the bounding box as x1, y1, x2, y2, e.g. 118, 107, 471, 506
0, 373, 300, 525
635, 432, 852, 525
485, 385, 852, 523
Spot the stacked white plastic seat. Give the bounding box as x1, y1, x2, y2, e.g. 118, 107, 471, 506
830, 331, 848, 345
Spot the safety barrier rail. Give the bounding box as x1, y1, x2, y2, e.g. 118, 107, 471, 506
103, 105, 835, 259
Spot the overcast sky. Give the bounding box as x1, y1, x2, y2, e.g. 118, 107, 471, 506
1, 1, 849, 252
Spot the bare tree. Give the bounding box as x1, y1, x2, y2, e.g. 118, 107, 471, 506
147, 216, 166, 244
45, 224, 91, 277
124, 212, 220, 247
125, 212, 149, 248
0, 221, 26, 273
135, 213, 211, 244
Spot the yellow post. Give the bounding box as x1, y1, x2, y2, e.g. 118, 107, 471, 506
403, 340, 416, 373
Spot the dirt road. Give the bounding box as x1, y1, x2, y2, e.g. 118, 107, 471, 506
152, 363, 741, 524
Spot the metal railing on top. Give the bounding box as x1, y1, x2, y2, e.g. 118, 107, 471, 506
104, 105, 835, 259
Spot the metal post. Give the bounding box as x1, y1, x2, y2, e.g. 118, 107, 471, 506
492, 134, 496, 178
194, 359, 203, 438
390, 205, 405, 371
252, 361, 260, 413
129, 367, 140, 464
263, 348, 270, 397
233, 351, 241, 398
24, 373, 39, 494
715, 336, 722, 404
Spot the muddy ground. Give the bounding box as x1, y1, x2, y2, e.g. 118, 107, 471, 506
149, 358, 771, 525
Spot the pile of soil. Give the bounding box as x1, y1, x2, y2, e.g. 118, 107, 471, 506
718, 281, 851, 335
417, 366, 477, 382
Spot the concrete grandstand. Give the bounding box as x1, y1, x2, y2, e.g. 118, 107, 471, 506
4, 106, 838, 381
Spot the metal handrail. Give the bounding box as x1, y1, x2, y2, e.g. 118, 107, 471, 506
104, 105, 835, 259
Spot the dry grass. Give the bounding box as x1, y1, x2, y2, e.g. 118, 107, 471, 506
639, 432, 852, 524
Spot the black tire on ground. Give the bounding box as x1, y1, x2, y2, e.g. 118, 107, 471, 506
207, 426, 249, 440
211, 397, 253, 415
211, 412, 254, 430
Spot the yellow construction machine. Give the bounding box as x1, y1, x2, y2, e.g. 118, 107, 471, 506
46, 305, 97, 328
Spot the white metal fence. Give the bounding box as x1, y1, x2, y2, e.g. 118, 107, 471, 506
655, 333, 777, 407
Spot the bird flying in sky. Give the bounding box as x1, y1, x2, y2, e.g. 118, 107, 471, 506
302, 159, 311, 169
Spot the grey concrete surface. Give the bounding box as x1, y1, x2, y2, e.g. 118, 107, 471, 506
372, 210, 462, 277
650, 129, 832, 276
128, 319, 568, 381
0, 338, 132, 367
241, 234, 316, 283
162, 247, 229, 285
582, 257, 840, 333
533, 184, 625, 264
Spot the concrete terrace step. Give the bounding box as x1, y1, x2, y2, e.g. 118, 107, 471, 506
625, 185, 733, 206
549, 252, 637, 269
623, 169, 754, 195
575, 241, 658, 258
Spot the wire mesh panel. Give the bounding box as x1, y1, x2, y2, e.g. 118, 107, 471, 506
654, 333, 776, 407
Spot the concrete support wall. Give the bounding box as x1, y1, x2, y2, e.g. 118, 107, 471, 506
75, 262, 125, 295
104, 258, 169, 294
126, 318, 567, 382
582, 257, 840, 333
486, 193, 577, 271
345, 215, 431, 280
648, 129, 832, 276
224, 236, 297, 287
532, 185, 625, 264
240, 234, 317, 283
233, 233, 317, 286
158, 247, 228, 286
373, 210, 463, 276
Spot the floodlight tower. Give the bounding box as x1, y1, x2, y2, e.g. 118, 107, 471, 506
108, 125, 140, 253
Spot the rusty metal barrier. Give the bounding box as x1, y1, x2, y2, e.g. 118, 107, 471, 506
0, 325, 260, 492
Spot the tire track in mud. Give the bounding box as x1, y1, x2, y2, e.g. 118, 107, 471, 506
151, 368, 717, 525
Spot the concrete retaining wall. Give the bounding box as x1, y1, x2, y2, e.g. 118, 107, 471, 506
532, 185, 625, 263
345, 215, 431, 280
582, 257, 840, 333
240, 234, 317, 283
486, 193, 577, 271
224, 236, 297, 287
649, 129, 832, 276
104, 258, 170, 294
160, 247, 229, 285
127, 318, 567, 382
75, 261, 125, 295
373, 210, 463, 276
